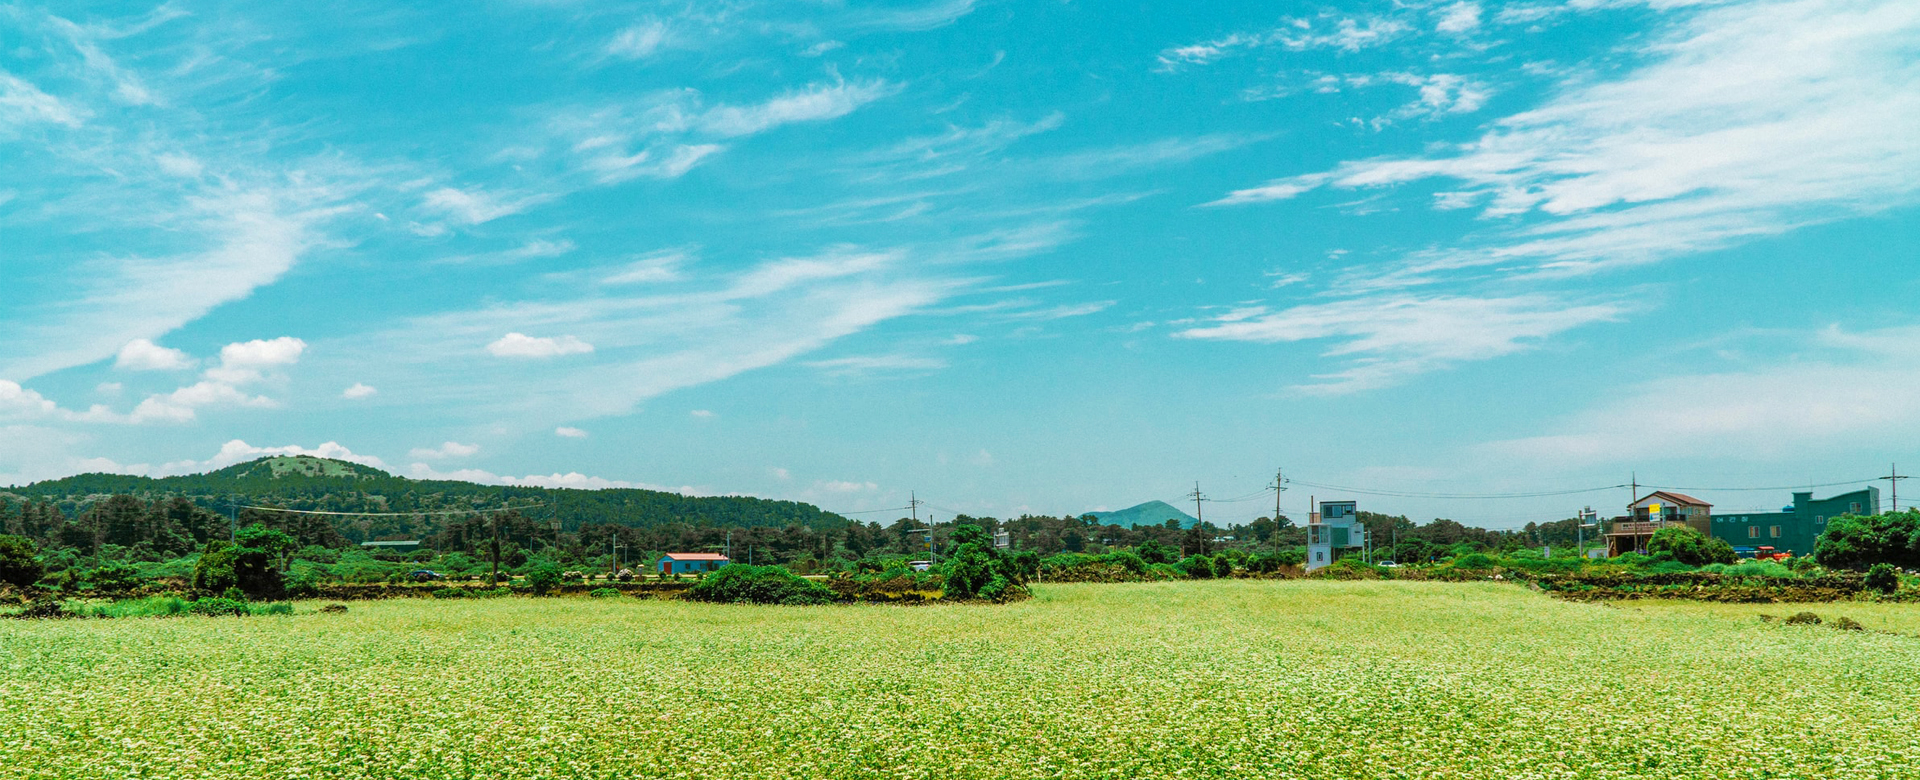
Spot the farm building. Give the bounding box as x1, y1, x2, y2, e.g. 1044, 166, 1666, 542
1306, 499, 1366, 572
1603, 487, 1882, 558
1709, 487, 1880, 557
659, 552, 730, 575
1604, 491, 1712, 557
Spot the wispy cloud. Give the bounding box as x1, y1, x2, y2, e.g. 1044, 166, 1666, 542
409, 441, 480, 459
1207, 0, 1920, 284
805, 354, 948, 377
699, 80, 899, 137
1157, 14, 1411, 70
1176, 294, 1624, 394
486, 333, 595, 358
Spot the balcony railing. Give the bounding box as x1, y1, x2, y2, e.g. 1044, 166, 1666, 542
1607, 520, 1688, 535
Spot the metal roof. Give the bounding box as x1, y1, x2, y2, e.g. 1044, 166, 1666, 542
661, 552, 730, 561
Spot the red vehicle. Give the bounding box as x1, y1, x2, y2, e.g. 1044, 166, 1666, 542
1753, 546, 1791, 562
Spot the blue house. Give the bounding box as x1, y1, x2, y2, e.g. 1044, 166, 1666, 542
659, 552, 730, 575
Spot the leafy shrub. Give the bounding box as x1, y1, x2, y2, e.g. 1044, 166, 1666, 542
1814, 510, 1920, 570
0, 535, 46, 589
431, 587, 468, 599
319, 603, 348, 614
188, 598, 251, 617
1646, 527, 1737, 566
1451, 553, 1497, 571
941, 525, 1032, 601
255, 602, 295, 616
1177, 555, 1216, 579
1830, 616, 1864, 631
8, 598, 75, 619
471, 588, 511, 598
1211, 555, 1234, 578
1783, 611, 1822, 626
1134, 538, 1179, 565
1700, 561, 1795, 578
80, 596, 189, 618
1865, 563, 1899, 594
525, 564, 564, 596
589, 587, 621, 598
687, 565, 833, 605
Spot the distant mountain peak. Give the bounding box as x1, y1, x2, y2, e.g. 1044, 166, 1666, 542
1088, 499, 1200, 528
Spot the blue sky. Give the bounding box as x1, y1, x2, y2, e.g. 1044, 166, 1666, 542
3, 0, 1917, 527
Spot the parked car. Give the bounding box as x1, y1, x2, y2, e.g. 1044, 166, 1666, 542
908, 560, 934, 572
409, 569, 445, 581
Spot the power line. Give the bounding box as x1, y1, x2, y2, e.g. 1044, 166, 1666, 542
1283, 478, 1628, 500
1641, 479, 1874, 492
235, 503, 546, 517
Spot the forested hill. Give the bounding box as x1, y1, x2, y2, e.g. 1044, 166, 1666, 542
3, 455, 849, 541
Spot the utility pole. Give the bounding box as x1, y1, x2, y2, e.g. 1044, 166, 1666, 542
1883, 464, 1907, 514
490, 512, 502, 584
908, 492, 923, 525
1272, 468, 1287, 552
1188, 482, 1207, 527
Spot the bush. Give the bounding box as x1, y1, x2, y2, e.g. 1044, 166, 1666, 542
1783, 611, 1822, 626
319, 603, 348, 614
687, 565, 833, 605
471, 587, 511, 598
1814, 510, 1920, 570
85, 562, 144, 593
589, 587, 621, 598
524, 564, 564, 596
188, 597, 251, 617
1211, 555, 1234, 579
79, 596, 190, 619
0, 535, 46, 589
255, 602, 295, 616
941, 525, 1031, 601
1646, 526, 1737, 567
1865, 563, 1900, 594
1177, 555, 1216, 579
1134, 538, 1179, 565
8, 598, 75, 619
1451, 553, 1497, 571
431, 587, 468, 599
1831, 616, 1865, 631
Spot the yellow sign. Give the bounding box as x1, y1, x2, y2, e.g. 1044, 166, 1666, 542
1649, 502, 1663, 514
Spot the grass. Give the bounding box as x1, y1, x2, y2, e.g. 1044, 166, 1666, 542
1624, 598, 1920, 633
3, 580, 1919, 779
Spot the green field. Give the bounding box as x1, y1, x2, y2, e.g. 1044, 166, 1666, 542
4, 581, 1918, 779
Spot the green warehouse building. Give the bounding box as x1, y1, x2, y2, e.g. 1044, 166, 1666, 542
1709, 487, 1881, 557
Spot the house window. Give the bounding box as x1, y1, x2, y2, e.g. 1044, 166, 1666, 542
1770, 526, 1781, 538
1850, 502, 1861, 514
1748, 527, 1759, 539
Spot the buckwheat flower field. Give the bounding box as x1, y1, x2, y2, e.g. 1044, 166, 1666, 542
5, 581, 1918, 779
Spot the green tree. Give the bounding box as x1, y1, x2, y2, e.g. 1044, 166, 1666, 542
1865, 563, 1900, 594
1814, 511, 1920, 570
1647, 526, 1737, 566
0, 534, 45, 589
940, 524, 1027, 601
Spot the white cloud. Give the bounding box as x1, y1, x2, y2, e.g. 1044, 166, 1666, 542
689, 409, 714, 419
406, 462, 702, 494
1208, 0, 1920, 282
409, 441, 480, 459
555, 426, 589, 438
601, 248, 690, 285
845, 0, 976, 32
342, 382, 377, 399
771, 467, 791, 480
1176, 294, 1625, 394
1435, 2, 1483, 33
422, 187, 540, 225
606, 20, 670, 59
699, 80, 898, 137
219, 336, 306, 368
129, 381, 276, 423
161, 439, 390, 475
1157, 15, 1409, 70
2, 186, 340, 381
155, 153, 203, 178
0, 72, 85, 127
944, 334, 979, 345
486, 333, 596, 358
805, 355, 948, 377
817, 479, 879, 493
114, 338, 193, 371
95, 382, 122, 395
1483, 325, 1920, 465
